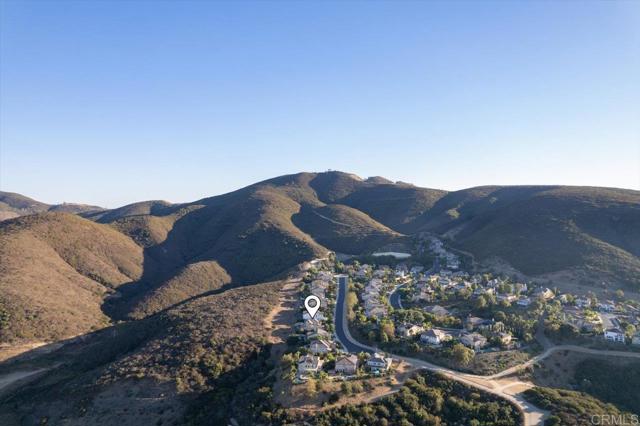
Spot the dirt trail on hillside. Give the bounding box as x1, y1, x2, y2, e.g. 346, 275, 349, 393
264, 278, 301, 348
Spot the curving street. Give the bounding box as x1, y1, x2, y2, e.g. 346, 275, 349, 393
334, 278, 640, 426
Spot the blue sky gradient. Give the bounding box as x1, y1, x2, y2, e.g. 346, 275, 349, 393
1, 1, 639, 207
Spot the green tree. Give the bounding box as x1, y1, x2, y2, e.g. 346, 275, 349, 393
625, 324, 636, 338
452, 343, 474, 365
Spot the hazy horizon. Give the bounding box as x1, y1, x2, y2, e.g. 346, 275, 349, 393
1, 1, 639, 207
3, 169, 640, 209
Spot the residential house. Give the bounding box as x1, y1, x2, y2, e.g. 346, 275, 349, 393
465, 316, 492, 331
604, 328, 625, 343
311, 279, 329, 290
632, 333, 640, 346
373, 269, 387, 279
498, 294, 518, 304
298, 355, 323, 374
425, 305, 450, 318
356, 265, 371, 279
420, 328, 452, 345
460, 332, 488, 350
410, 266, 424, 275
487, 278, 500, 288
412, 287, 434, 302
316, 271, 333, 282
598, 302, 616, 313
309, 339, 333, 354
575, 297, 591, 309
303, 311, 325, 321
438, 276, 451, 286
454, 281, 472, 293
395, 264, 408, 279
473, 287, 495, 298
335, 355, 358, 374
367, 353, 392, 372
497, 332, 512, 345
306, 328, 330, 341
365, 305, 387, 319
514, 282, 528, 294
298, 319, 322, 333
397, 323, 424, 338
534, 287, 555, 301
517, 297, 531, 307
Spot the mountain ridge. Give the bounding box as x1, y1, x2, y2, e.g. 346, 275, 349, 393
1, 171, 638, 345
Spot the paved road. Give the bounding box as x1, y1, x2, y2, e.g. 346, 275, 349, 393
389, 257, 439, 310
335, 274, 640, 425
335, 278, 547, 425
334, 279, 375, 354
389, 285, 404, 310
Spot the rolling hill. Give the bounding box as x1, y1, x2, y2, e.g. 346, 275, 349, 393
0, 171, 639, 426
1, 171, 639, 346
0, 280, 282, 426
414, 185, 640, 287
0, 191, 104, 221
0, 213, 144, 343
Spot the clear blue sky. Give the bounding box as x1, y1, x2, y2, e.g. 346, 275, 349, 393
1, 1, 639, 207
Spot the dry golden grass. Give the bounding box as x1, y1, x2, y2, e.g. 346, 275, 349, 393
0, 213, 143, 343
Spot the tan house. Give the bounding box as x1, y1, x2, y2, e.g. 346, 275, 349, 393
335, 355, 358, 374
397, 323, 424, 338
498, 332, 512, 345
309, 339, 332, 354
460, 332, 488, 350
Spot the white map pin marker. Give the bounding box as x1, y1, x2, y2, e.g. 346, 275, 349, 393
304, 295, 321, 319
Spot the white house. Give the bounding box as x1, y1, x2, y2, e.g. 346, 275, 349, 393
604, 328, 625, 343
575, 297, 591, 308
517, 297, 531, 307
420, 328, 452, 345
335, 355, 358, 374
367, 353, 392, 372
598, 302, 615, 312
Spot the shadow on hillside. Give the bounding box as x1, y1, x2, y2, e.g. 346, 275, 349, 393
414, 185, 560, 233
101, 194, 318, 322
